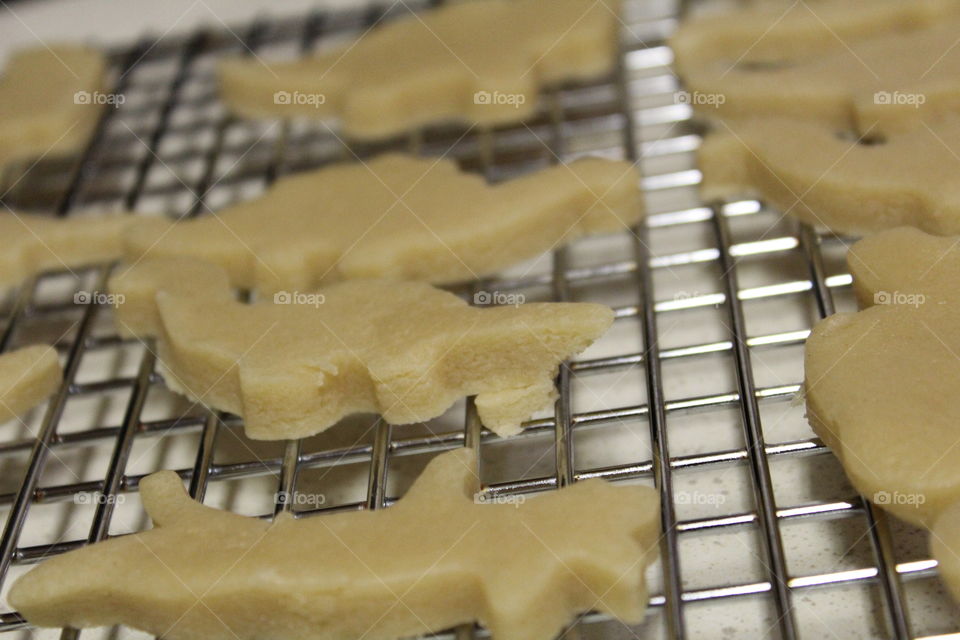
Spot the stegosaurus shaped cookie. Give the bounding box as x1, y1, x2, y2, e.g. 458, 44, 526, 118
10, 448, 661, 640
219, 0, 621, 139
122, 153, 641, 294
110, 257, 614, 439
805, 227, 960, 526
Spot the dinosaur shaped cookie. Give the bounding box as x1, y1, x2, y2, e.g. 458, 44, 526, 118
680, 17, 960, 135
698, 117, 960, 235
110, 257, 614, 439
219, 0, 621, 139
122, 153, 642, 293
671, 0, 959, 77
805, 228, 960, 526
0, 46, 107, 173
10, 448, 661, 640
1, 212, 133, 289
0, 345, 61, 423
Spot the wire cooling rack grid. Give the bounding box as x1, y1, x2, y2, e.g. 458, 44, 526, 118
0, 0, 958, 638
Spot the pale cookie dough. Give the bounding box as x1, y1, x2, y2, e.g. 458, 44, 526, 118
698, 117, 960, 235
670, 0, 959, 78
805, 227, 960, 526
110, 257, 614, 439
123, 153, 642, 294
680, 18, 960, 135
218, 0, 621, 139
0, 46, 107, 173
0, 345, 61, 423
10, 448, 660, 640
1, 212, 134, 289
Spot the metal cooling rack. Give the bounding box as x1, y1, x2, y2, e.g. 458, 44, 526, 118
0, 0, 957, 638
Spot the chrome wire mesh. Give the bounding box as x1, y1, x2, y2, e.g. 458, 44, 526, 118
0, 0, 957, 638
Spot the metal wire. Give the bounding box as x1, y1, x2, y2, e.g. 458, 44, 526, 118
0, 1, 952, 638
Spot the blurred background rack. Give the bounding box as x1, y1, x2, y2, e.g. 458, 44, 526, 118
0, 0, 958, 638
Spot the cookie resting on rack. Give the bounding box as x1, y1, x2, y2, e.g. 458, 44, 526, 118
698, 117, 960, 235
678, 16, 960, 134
0, 46, 106, 173
0, 212, 134, 290
805, 228, 960, 526
122, 153, 641, 294
10, 448, 661, 640
109, 257, 614, 439
670, 0, 958, 77
218, 0, 621, 139
0, 345, 61, 423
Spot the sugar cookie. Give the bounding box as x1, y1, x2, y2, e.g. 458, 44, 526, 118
218, 0, 620, 139
110, 257, 614, 439
671, 0, 959, 78
123, 153, 642, 293
0, 46, 106, 173
1, 212, 134, 289
10, 448, 660, 640
805, 228, 960, 526
0, 345, 61, 423
698, 117, 960, 235
681, 19, 960, 134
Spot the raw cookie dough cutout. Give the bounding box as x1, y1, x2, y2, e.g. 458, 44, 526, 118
110, 257, 615, 439
679, 17, 960, 135
0, 46, 107, 175
219, 0, 621, 139
1, 213, 134, 289
10, 448, 661, 640
805, 227, 960, 526
698, 117, 960, 235
0, 345, 61, 423
123, 153, 642, 293
670, 0, 959, 78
